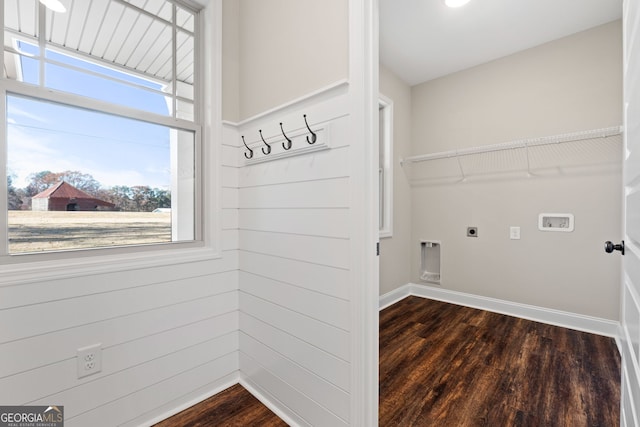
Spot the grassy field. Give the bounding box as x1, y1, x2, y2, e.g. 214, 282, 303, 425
8, 211, 171, 254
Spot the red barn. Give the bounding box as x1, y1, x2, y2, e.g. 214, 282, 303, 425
31, 181, 115, 211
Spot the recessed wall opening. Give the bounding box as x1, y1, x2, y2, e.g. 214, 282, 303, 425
420, 240, 441, 284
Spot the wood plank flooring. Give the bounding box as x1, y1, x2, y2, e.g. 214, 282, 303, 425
153, 384, 287, 427
153, 296, 621, 426
380, 296, 621, 426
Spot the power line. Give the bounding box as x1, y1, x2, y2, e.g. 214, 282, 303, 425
8, 122, 171, 150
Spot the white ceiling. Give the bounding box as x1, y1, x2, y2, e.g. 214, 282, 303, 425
380, 0, 623, 86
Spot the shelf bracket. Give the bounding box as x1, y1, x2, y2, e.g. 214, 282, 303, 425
455, 153, 466, 181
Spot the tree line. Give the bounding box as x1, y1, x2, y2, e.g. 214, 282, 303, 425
7, 170, 171, 212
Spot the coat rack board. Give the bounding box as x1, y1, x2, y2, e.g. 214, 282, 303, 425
241, 115, 330, 165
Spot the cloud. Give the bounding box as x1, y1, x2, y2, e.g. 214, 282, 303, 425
92, 169, 169, 189
7, 127, 68, 187
7, 124, 171, 190
7, 104, 52, 125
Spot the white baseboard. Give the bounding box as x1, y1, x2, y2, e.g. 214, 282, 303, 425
616, 323, 624, 355
379, 284, 413, 310
141, 374, 300, 427
380, 283, 620, 338
140, 374, 300, 427
139, 373, 239, 426
239, 376, 304, 427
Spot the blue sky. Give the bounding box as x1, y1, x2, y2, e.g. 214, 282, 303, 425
7, 42, 174, 190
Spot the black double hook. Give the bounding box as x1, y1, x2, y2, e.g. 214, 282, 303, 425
241, 136, 253, 159
304, 114, 317, 144
280, 122, 292, 150
259, 129, 271, 155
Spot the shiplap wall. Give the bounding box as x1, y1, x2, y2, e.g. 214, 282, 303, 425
0, 125, 240, 427
234, 85, 352, 426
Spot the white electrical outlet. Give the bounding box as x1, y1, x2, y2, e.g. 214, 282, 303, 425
510, 226, 521, 240
77, 343, 102, 379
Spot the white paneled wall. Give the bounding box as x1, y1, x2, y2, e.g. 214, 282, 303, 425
234, 85, 353, 426
0, 126, 240, 427
0, 263, 240, 426
1, 86, 364, 427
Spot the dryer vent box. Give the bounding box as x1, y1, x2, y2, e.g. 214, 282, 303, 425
538, 213, 574, 232
420, 240, 441, 284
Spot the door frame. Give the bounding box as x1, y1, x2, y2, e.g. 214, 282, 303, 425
348, 0, 380, 425
620, 0, 640, 423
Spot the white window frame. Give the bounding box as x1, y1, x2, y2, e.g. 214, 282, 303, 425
379, 94, 393, 238
0, 0, 222, 283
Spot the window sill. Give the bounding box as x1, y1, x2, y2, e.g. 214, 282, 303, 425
0, 244, 222, 287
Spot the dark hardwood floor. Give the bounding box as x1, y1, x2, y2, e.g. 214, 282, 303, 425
153, 384, 287, 427
380, 296, 621, 426
154, 296, 621, 426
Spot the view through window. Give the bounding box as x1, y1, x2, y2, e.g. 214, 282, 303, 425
3, 0, 200, 255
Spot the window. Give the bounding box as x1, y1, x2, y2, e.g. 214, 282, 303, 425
379, 95, 393, 238
2, 0, 203, 257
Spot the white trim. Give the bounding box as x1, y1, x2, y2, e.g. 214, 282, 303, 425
0, 248, 226, 287
140, 366, 303, 427
620, 306, 640, 425
224, 82, 350, 154
0, 81, 7, 257
616, 321, 624, 355
620, 282, 640, 380
380, 283, 621, 338
239, 378, 303, 427
379, 284, 412, 311
221, 119, 241, 127
3, 80, 199, 132
621, 364, 638, 427
378, 93, 393, 239
348, 0, 379, 426
236, 79, 349, 127
0, 0, 223, 285
140, 374, 239, 427
229, 93, 350, 157
201, 0, 223, 257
